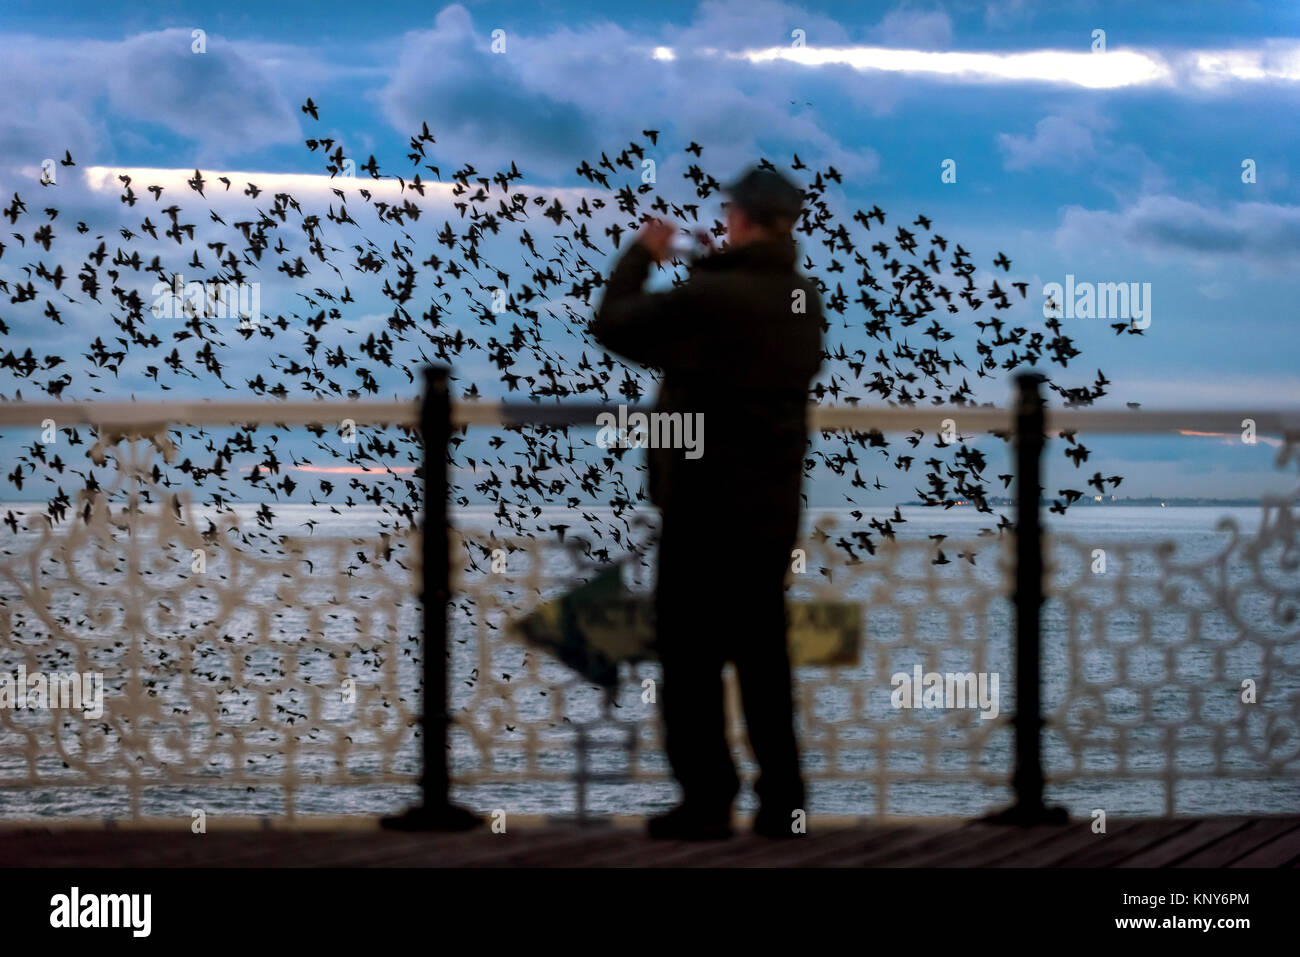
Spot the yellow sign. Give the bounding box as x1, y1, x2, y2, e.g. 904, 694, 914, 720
510, 569, 860, 684
788, 601, 861, 667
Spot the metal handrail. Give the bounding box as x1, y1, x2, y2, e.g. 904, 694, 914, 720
0, 398, 1297, 437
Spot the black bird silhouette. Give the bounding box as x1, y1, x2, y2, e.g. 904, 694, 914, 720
0, 100, 1118, 718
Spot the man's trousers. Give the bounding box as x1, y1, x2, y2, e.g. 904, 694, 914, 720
653, 512, 806, 816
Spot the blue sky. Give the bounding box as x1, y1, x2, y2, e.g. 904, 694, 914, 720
0, 0, 1297, 504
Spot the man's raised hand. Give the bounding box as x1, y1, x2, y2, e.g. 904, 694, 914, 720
635, 217, 676, 262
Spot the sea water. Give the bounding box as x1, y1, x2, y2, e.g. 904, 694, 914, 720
0, 504, 1295, 821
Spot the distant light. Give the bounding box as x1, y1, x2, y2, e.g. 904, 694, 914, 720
81, 166, 457, 199
735, 45, 1172, 90
652, 46, 675, 61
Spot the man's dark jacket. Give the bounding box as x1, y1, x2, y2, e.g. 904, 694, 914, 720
589, 237, 824, 536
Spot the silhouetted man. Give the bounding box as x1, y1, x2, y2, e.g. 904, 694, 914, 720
590, 167, 824, 839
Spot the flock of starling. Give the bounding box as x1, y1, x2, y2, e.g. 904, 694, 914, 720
0, 99, 1131, 582
0, 98, 1148, 796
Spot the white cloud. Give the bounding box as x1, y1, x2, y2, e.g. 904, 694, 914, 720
871, 8, 954, 49
0, 28, 300, 168
998, 109, 1113, 170
983, 0, 1037, 30
1055, 195, 1300, 268
1183, 43, 1300, 87
378, 4, 878, 182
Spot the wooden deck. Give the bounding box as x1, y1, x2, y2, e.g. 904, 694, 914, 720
3, 815, 1299, 867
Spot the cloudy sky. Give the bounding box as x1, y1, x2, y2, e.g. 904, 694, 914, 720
1, 0, 1297, 502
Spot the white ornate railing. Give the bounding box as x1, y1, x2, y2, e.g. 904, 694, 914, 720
0, 391, 1296, 821
1043, 511, 1300, 815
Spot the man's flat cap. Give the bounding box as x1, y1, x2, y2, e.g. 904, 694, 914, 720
724, 166, 805, 222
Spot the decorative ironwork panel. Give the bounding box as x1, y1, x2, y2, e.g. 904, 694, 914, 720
0, 434, 424, 821
1041, 437, 1300, 815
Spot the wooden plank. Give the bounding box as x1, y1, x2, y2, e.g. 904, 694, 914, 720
94, 831, 364, 868
563, 820, 863, 868
124, 832, 296, 867
1116, 818, 1252, 868
732, 824, 930, 868
1228, 825, 1300, 868
391, 828, 570, 867
1175, 818, 1300, 868
644, 826, 865, 868
703, 826, 894, 868
1062, 820, 1199, 868
268, 832, 440, 868
158, 832, 356, 868
443, 827, 640, 867
977, 821, 1107, 868
933, 825, 1095, 868
882, 824, 1019, 867
403, 829, 638, 868
987, 820, 1143, 868
570, 829, 742, 868
5, 830, 193, 868
577, 824, 874, 868
544, 831, 662, 868
358, 832, 499, 868
6, 816, 1300, 867
640, 834, 778, 868
0, 829, 146, 866
621, 821, 857, 868
835, 823, 972, 867
0, 832, 73, 867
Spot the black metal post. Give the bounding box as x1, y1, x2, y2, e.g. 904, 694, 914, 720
987, 373, 1066, 826
382, 366, 481, 831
